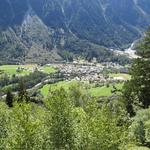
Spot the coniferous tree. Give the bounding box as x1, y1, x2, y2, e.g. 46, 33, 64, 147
18, 80, 30, 103
123, 27, 150, 113
137, 27, 150, 58
6, 90, 13, 107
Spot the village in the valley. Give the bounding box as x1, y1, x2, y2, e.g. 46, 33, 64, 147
0, 59, 131, 98
17, 60, 130, 84
45, 60, 129, 84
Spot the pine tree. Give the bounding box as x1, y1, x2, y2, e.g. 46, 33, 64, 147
6, 90, 13, 107
123, 27, 150, 112
137, 27, 150, 58
18, 80, 30, 103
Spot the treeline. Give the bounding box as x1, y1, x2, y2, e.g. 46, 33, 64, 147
0, 71, 47, 96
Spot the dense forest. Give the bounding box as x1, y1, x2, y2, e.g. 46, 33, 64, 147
0, 28, 149, 150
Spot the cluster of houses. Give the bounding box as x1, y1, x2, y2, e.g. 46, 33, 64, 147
15, 61, 129, 85
49, 62, 129, 83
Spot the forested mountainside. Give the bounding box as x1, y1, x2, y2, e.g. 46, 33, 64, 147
0, 0, 150, 64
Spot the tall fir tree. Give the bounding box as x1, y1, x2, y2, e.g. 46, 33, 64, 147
18, 79, 30, 103
137, 27, 150, 58
123, 27, 150, 114
6, 90, 13, 107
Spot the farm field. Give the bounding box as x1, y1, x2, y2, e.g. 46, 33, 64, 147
41, 65, 57, 74
89, 83, 123, 97
40, 81, 72, 97
109, 73, 131, 80
0, 64, 56, 77
40, 81, 124, 97
0, 65, 32, 76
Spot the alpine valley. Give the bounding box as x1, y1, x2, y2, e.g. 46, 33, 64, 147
1, 1, 150, 149
0, 0, 150, 64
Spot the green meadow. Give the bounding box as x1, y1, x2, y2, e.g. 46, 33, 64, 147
89, 83, 123, 97
109, 73, 131, 80
0, 65, 34, 76
40, 81, 72, 97
0, 64, 57, 77
41, 65, 57, 74
40, 81, 124, 98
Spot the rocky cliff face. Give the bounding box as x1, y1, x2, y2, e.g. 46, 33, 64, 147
0, 0, 149, 64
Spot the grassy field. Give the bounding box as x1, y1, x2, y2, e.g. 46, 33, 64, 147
41, 65, 56, 74
109, 73, 131, 80
40, 81, 71, 97
0, 65, 35, 76
89, 83, 123, 97
41, 81, 124, 97
0, 64, 57, 77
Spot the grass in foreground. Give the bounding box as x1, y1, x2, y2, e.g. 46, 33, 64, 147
128, 146, 150, 150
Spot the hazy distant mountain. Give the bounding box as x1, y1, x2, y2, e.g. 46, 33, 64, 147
0, 0, 149, 64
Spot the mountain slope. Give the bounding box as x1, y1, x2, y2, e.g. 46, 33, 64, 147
0, 0, 149, 64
